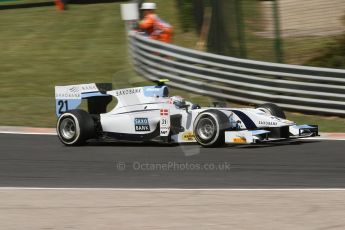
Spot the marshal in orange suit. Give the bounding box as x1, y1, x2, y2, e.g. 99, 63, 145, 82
139, 2, 173, 43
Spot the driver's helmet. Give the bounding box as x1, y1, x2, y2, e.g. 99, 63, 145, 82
170, 96, 186, 108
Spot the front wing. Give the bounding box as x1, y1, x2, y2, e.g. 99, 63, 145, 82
224, 125, 319, 144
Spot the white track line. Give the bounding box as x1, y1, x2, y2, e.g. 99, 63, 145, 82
1, 129, 345, 140
1, 132, 345, 140
301, 137, 345, 141
3, 131, 345, 140
0, 187, 345, 191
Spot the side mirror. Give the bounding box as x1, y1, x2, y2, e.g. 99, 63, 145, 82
180, 104, 190, 112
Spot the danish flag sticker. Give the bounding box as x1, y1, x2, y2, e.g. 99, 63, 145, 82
160, 109, 169, 116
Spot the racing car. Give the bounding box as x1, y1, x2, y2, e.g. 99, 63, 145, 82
55, 80, 318, 147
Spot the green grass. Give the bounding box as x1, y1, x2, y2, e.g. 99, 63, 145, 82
0, 0, 50, 5
0, 4, 129, 126
0, 2, 199, 127
286, 112, 345, 133
0, 2, 344, 132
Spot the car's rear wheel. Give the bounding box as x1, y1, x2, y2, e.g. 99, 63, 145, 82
256, 103, 286, 119
57, 109, 95, 146
193, 110, 229, 147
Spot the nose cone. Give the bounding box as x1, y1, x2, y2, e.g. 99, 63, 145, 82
279, 118, 295, 125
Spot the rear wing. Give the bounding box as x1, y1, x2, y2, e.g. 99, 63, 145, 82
55, 83, 112, 117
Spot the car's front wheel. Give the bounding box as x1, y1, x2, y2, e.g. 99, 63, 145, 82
193, 110, 229, 147
57, 109, 95, 146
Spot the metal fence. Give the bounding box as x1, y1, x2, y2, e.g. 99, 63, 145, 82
129, 32, 345, 116
180, 0, 345, 67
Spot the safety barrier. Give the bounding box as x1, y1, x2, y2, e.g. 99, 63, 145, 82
128, 32, 345, 116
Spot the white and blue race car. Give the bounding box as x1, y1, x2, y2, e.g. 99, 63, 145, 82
55, 80, 318, 147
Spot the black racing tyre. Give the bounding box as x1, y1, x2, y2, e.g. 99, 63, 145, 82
256, 103, 286, 119
56, 109, 96, 146
193, 110, 230, 147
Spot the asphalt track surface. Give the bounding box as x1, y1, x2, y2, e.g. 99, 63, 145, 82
1, 134, 345, 188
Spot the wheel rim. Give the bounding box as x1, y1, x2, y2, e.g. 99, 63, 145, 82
197, 117, 216, 140
59, 117, 76, 140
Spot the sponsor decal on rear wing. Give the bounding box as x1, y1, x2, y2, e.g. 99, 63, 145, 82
54, 83, 112, 116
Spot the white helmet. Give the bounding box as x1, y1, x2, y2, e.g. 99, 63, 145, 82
140, 2, 156, 10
